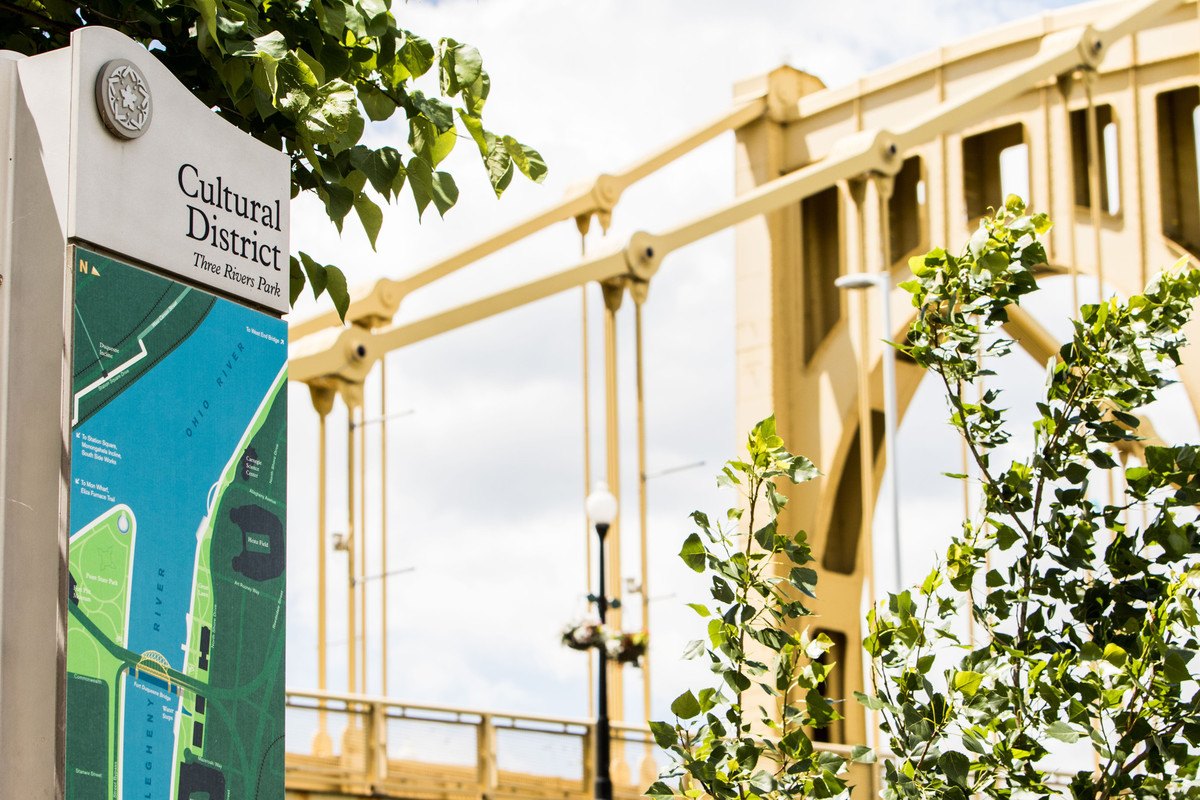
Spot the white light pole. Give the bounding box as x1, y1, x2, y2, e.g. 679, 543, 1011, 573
834, 272, 903, 592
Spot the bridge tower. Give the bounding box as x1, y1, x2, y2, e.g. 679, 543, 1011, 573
733, 0, 1200, 746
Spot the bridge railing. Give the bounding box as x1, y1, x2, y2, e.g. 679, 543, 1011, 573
283, 689, 880, 799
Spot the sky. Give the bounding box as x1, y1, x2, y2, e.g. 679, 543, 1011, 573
282, 0, 1195, 762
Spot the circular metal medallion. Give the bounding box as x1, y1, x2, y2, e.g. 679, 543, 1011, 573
95, 58, 152, 139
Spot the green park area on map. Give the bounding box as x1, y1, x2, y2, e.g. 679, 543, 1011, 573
65, 247, 287, 799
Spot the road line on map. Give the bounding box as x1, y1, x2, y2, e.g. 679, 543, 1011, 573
71, 287, 193, 424
71, 341, 148, 425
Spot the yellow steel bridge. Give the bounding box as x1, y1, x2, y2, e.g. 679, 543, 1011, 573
284, 0, 1200, 795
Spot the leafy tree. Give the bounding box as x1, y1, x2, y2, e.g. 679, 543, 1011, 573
3, 0, 546, 316
862, 197, 1200, 799
647, 417, 855, 800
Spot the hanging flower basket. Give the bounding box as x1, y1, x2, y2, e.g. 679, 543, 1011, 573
606, 631, 648, 666
561, 620, 648, 667
562, 619, 605, 651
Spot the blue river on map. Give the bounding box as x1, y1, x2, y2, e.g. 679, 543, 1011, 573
69, 298, 285, 800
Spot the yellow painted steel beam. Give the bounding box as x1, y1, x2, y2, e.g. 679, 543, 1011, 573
288, 99, 767, 341
347, 406, 358, 697
289, 250, 627, 384
379, 359, 389, 697
1003, 304, 1063, 365
578, 230, 596, 721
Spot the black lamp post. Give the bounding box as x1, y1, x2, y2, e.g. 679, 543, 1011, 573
586, 481, 618, 800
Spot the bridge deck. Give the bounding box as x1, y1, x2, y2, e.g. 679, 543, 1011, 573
281, 690, 873, 800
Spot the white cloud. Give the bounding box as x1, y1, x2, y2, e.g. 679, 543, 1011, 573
286, 0, 1133, 738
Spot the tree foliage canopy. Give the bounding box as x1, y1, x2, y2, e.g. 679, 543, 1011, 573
3, 0, 546, 316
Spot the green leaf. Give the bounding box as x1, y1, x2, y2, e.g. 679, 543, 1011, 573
1103, 643, 1128, 668
679, 533, 706, 573
645, 781, 675, 800
685, 603, 710, 618
315, 0, 347, 38
850, 745, 876, 764
787, 454, 819, 483
410, 116, 457, 167
953, 671, 984, 697
995, 525, 1019, 550
354, 192, 383, 249
1163, 648, 1193, 683
748, 771, 775, 794
502, 135, 548, 183
648, 721, 677, 750
295, 47, 326, 85
263, 52, 318, 117
723, 669, 750, 693
463, 122, 512, 195
1045, 721, 1082, 743
359, 85, 396, 122
190, 0, 221, 50
805, 632, 833, 659
351, 146, 404, 200
439, 38, 483, 95
318, 181, 355, 226
324, 264, 349, 322
297, 79, 359, 145
289, 256, 305, 306
405, 156, 458, 219
789, 567, 818, 598
398, 30, 435, 77
342, 3, 367, 37
230, 30, 288, 59
670, 690, 701, 720
452, 43, 483, 88
299, 252, 329, 299
406, 156, 435, 219
410, 89, 454, 132
429, 170, 458, 216
430, 126, 458, 167
358, 0, 387, 22
853, 691, 894, 712
462, 71, 490, 116
939, 750, 970, 788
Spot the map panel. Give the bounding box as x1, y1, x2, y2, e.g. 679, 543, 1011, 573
66, 246, 287, 799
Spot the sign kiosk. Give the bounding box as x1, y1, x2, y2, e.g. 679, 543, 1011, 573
0, 28, 289, 799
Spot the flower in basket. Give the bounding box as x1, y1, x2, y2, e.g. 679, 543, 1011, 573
561, 618, 604, 651
605, 631, 648, 666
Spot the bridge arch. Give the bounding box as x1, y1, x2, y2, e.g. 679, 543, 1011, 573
133, 650, 175, 692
